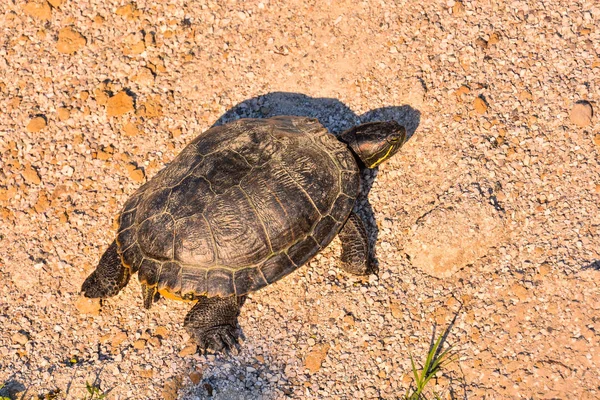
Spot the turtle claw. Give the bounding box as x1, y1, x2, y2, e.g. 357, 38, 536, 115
194, 325, 239, 355
183, 296, 243, 355
220, 329, 240, 355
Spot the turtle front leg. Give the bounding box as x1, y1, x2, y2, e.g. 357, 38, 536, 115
81, 241, 131, 298
338, 212, 371, 275
184, 295, 244, 354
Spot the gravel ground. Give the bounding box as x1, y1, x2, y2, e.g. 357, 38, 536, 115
1, 0, 599, 399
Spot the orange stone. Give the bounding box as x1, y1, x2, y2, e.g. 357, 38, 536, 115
27, 116, 47, 132
304, 344, 330, 373
57, 27, 86, 54
473, 97, 488, 114
107, 91, 135, 117
24, 0, 52, 21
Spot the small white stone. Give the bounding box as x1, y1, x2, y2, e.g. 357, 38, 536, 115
61, 165, 74, 177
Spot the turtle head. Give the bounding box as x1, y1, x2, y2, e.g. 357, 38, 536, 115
340, 121, 407, 168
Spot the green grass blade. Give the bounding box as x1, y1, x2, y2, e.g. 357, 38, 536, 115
403, 327, 458, 400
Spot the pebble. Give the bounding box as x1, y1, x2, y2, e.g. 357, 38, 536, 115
116, 3, 137, 17
136, 97, 163, 118
94, 87, 110, 106
107, 91, 135, 117
124, 39, 146, 56
189, 371, 202, 385
133, 339, 146, 350
343, 315, 355, 327
75, 296, 101, 315
22, 165, 42, 185
99, 334, 112, 343
122, 121, 139, 136
135, 67, 155, 85
162, 378, 182, 400
111, 331, 128, 348
34, 192, 49, 213
125, 163, 145, 183
518, 90, 533, 101
56, 108, 70, 122
203, 383, 213, 397
139, 369, 153, 378
473, 97, 488, 114
148, 336, 161, 347
389, 301, 403, 319
304, 344, 330, 373
510, 284, 529, 301
452, 1, 465, 15
538, 264, 551, 277
61, 165, 74, 177
455, 85, 470, 98
0, 186, 15, 202
570, 101, 593, 127
475, 37, 488, 49
154, 326, 169, 338
178, 344, 198, 357
23, 0, 52, 20
95, 147, 113, 161
56, 28, 86, 54
488, 32, 500, 45
12, 332, 29, 345
26, 116, 47, 132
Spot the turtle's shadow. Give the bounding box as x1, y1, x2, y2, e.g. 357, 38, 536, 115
583, 260, 600, 270
0, 379, 26, 400
212, 92, 421, 273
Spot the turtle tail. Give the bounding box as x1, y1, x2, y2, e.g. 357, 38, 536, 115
81, 241, 131, 298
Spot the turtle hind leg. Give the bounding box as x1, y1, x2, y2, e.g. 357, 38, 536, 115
81, 241, 131, 298
184, 295, 244, 354
338, 212, 372, 275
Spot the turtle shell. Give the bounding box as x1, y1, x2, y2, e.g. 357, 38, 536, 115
116, 116, 360, 298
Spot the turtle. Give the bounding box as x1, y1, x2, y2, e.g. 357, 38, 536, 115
81, 116, 406, 353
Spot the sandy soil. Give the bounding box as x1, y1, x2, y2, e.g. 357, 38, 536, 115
1, 0, 599, 399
